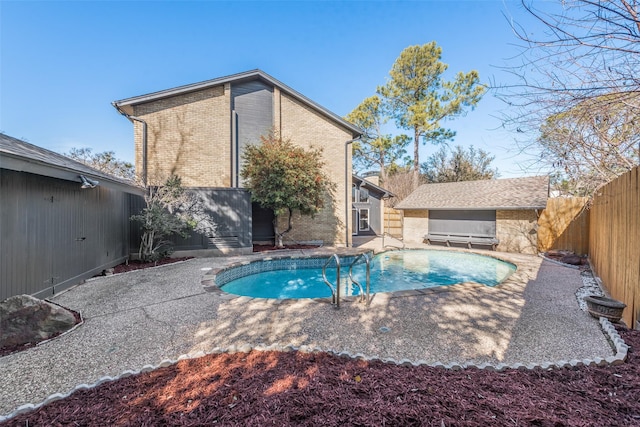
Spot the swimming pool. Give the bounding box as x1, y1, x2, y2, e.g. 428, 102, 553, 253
215, 249, 516, 299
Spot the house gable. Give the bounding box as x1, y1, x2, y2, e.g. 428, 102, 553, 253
113, 70, 363, 246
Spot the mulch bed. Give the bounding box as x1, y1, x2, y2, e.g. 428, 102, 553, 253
111, 257, 193, 274
3, 327, 639, 426
253, 244, 321, 252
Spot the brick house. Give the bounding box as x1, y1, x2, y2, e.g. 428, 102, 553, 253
113, 70, 362, 253
395, 176, 549, 254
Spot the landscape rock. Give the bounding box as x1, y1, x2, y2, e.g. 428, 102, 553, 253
0, 295, 76, 349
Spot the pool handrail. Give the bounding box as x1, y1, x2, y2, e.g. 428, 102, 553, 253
349, 253, 371, 306
322, 254, 341, 308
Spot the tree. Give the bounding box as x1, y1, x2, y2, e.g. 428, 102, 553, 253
383, 168, 423, 207
66, 147, 135, 180
378, 43, 486, 188
537, 96, 639, 195
131, 175, 215, 262
422, 145, 498, 183
344, 95, 411, 184
241, 132, 334, 248
500, 1, 640, 179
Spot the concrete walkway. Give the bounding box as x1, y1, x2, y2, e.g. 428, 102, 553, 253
0, 244, 615, 417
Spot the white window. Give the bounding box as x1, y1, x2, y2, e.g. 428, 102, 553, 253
359, 187, 369, 203
352, 184, 357, 203
359, 209, 370, 231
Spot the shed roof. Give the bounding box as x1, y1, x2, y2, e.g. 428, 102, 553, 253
0, 133, 142, 194
113, 69, 362, 138
394, 176, 549, 210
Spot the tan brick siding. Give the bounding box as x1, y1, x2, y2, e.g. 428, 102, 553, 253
402, 209, 429, 244
128, 80, 354, 246
279, 93, 353, 246
496, 210, 539, 254
133, 85, 231, 187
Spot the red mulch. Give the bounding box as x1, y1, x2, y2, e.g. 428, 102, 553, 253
111, 257, 193, 274
3, 328, 639, 426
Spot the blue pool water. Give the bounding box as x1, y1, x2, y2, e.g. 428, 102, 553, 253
220, 250, 516, 299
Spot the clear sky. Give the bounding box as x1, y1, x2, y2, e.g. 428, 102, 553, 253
1, 0, 546, 178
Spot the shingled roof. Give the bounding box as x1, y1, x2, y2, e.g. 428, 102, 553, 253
395, 176, 549, 210
0, 133, 141, 193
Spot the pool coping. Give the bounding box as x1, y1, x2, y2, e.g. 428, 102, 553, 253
201, 247, 522, 303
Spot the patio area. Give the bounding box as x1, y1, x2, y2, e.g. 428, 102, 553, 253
0, 241, 618, 418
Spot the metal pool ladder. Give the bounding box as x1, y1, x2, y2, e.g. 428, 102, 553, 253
349, 253, 372, 306
322, 254, 341, 308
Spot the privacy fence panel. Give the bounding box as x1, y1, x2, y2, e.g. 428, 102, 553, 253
129, 188, 252, 254
537, 197, 590, 255
384, 207, 403, 238
1, 170, 132, 300
589, 167, 639, 328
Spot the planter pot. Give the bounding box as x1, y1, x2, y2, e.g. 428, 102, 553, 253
584, 295, 626, 322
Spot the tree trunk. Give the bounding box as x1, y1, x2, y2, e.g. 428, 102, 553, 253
378, 152, 388, 185
273, 208, 294, 248
413, 127, 421, 189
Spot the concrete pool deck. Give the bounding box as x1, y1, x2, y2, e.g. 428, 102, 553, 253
0, 242, 620, 418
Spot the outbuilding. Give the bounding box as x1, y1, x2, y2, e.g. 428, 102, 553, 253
0, 133, 143, 300
394, 176, 549, 253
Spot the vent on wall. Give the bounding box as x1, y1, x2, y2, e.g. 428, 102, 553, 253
208, 235, 241, 248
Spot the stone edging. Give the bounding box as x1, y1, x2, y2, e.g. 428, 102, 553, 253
0, 317, 629, 423
538, 253, 581, 269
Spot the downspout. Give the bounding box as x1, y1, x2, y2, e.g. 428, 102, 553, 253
344, 137, 361, 247
113, 103, 148, 187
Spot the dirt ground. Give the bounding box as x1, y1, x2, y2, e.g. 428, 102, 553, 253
2, 327, 638, 426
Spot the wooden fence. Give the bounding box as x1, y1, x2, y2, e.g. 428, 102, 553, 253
537, 197, 590, 255
384, 207, 403, 238
589, 166, 639, 328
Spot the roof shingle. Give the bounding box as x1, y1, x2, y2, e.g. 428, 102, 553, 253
394, 176, 549, 210
0, 133, 138, 189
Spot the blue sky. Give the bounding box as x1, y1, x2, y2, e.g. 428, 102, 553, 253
1, 1, 546, 178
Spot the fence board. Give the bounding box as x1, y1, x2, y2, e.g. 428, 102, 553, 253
538, 197, 590, 255
589, 166, 639, 328
384, 207, 403, 238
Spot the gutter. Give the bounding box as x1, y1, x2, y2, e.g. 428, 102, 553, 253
112, 103, 148, 187
344, 137, 362, 247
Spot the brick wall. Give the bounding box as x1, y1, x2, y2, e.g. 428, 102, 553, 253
128, 79, 354, 246
279, 93, 353, 246
402, 209, 429, 244
496, 210, 538, 254
133, 85, 232, 187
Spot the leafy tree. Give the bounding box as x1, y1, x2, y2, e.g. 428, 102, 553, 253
537, 96, 639, 196
345, 95, 411, 184
241, 132, 333, 248
131, 175, 215, 262
378, 43, 486, 188
66, 147, 135, 180
421, 145, 498, 183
